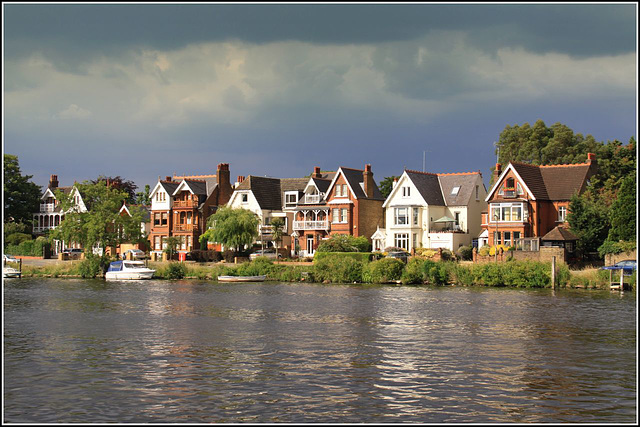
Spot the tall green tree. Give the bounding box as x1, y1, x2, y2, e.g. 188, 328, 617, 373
50, 181, 146, 254
4, 154, 41, 225
92, 175, 138, 203
379, 176, 400, 199
135, 184, 151, 206
606, 173, 636, 242
163, 236, 182, 260
567, 193, 610, 255
199, 207, 259, 251
270, 217, 286, 249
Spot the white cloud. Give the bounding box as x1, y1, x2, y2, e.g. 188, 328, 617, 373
55, 104, 92, 119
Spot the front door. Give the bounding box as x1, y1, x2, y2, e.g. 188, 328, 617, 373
307, 235, 314, 256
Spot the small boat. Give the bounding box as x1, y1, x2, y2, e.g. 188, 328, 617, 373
3, 266, 22, 279
217, 275, 266, 282
105, 260, 155, 280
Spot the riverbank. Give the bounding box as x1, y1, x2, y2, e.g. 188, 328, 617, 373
11, 256, 636, 291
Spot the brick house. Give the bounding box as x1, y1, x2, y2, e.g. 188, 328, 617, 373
292, 165, 384, 257
374, 169, 487, 252
148, 163, 233, 256
481, 153, 598, 252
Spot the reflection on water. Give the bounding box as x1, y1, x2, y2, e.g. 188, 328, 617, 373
4, 279, 636, 423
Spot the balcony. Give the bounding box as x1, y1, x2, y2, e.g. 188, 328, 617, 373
259, 225, 273, 235
293, 220, 330, 231
303, 195, 322, 204
173, 200, 198, 208
40, 203, 56, 212
174, 224, 196, 232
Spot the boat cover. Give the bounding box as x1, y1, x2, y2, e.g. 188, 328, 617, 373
107, 261, 123, 272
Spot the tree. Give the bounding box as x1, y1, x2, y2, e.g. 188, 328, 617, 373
91, 175, 138, 203
199, 207, 259, 252
135, 184, 151, 206
4, 154, 41, 225
316, 234, 371, 252
50, 181, 146, 257
270, 217, 286, 249
163, 236, 181, 260
567, 193, 609, 256
379, 176, 400, 199
606, 173, 636, 242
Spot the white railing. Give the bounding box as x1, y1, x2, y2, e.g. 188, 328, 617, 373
303, 195, 321, 204
33, 225, 57, 233
40, 203, 56, 212
259, 225, 273, 234
293, 220, 329, 231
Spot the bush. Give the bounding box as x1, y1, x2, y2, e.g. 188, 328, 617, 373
423, 259, 450, 285
164, 263, 187, 280
78, 254, 104, 278
478, 246, 490, 257
313, 256, 364, 283
598, 239, 636, 258
401, 258, 426, 284
414, 248, 438, 258
5, 232, 32, 246
362, 258, 405, 283
449, 263, 474, 286
456, 245, 473, 261
236, 257, 275, 276
316, 235, 371, 253
313, 252, 372, 263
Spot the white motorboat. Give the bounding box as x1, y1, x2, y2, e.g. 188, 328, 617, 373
3, 266, 22, 279
217, 275, 266, 282
105, 260, 155, 280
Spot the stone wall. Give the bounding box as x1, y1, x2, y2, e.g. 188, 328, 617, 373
473, 246, 566, 264
606, 250, 637, 266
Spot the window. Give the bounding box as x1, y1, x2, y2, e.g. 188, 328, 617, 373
161, 212, 168, 226
154, 213, 161, 226
285, 192, 298, 205
336, 184, 348, 197
494, 231, 502, 246
413, 208, 419, 225
506, 178, 515, 189
412, 233, 417, 250
504, 231, 512, 246
154, 236, 160, 250
402, 186, 411, 197
516, 183, 524, 195
394, 233, 409, 250
340, 208, 347, 223
332, 208, 347, 223
394, 208, 408, 225
558, 206, 567, 222
491, 203, 526, 222
332, 208, 339, 223
451, 186, 460, 196
475, 185, 479, 200
454, 212, 460, 226
241, 193, 248, 203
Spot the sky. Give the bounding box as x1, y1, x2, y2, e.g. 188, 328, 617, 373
3, 3, 637, 193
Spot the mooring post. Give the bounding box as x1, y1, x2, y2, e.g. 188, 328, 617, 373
551, 256, 556, 289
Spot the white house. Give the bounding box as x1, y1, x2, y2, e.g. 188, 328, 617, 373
374, 169, 487, 252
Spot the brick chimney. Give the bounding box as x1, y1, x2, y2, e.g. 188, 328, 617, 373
217, 163, 232, 205
165, 176, 172, 182
311, 166, 322, 178
48, 174, 59, 189
493, 163, 502, 183
586, 152, 598, 177
363, 164, 375, 198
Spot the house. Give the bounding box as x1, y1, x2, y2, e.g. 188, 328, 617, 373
33, 174, 87, 254
375, 169, 487, 252
481, 153, 598, 253
148, 163, 233, 256
115, 203, 151, 256
226, 174, 309, 254
292, 165, 385, 257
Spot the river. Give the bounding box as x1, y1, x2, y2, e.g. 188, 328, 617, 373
3, 278, 636, 423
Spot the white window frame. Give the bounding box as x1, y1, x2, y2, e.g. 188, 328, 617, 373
241, 193, 248, 204
558, 206, 567, 222
394, 207, 408, 225
451, 186, 460, 196
394, 233, 409, 250
285, 191, 298, 205
490, 203, 526, 222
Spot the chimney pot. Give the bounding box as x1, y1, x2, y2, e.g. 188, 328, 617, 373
165, 176, 171, 182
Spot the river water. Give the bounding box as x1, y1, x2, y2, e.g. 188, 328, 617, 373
3, 278, 636, 423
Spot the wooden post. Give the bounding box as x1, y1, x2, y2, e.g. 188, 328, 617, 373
620, 267, 624, 290
551, 256, 556, 289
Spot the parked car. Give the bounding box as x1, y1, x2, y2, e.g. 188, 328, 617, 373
250, 248, 282, 261
601, 260, 637, 275
124, 249, 149, 260
386, 251, 410, 263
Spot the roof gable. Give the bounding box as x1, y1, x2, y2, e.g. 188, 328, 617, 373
438, 172, 483, 206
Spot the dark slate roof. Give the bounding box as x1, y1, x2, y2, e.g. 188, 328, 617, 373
236, 176, 283, 210
405, 171, 445, 205
340, 167, 385, 200
311, 177, 333, 194
540, 164, 592, 200
542, 226, 578, 241
183, 179, 208, 196
510, 161, 593, 201
438, 172, 482, 206
159, 181, 180, 195
280, 178, 309, 203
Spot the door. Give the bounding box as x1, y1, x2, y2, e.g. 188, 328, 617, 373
307, 235, 314, 256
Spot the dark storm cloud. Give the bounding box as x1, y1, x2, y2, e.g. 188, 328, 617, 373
5, 4, 635, 60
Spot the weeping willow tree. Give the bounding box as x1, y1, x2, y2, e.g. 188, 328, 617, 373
199, 207, 259, 252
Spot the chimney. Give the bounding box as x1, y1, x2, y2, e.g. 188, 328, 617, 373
363, 164, 374, 198
165, 176, 172, 182
237, 175, 245, 183
493, 163, 502, 183
313, 166, 322, 178
48, 174, 59, 189
217, 163, 232, 205
586, 152, 598, 177
392, 177, 398, 189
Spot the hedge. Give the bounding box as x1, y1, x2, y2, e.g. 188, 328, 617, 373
313, 252, 373, 263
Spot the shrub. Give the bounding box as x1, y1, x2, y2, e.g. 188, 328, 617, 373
316, 235, 371, 253
478, 246, 490, 257
423, 260, 450, 285
456, 245, 473, 261
236, 257, 275, 277
439, 249, 453, 262
5, 232, 32, 246
401, 258, 425, 284
415, 248, 438, 258
363, 258, 405, 283
313, 252, 372, 263
598, 240, 636, 258
165, 263, 187, 280
313, 256, 364, 283
78, 254, 104, 278
450, 263, 474, 286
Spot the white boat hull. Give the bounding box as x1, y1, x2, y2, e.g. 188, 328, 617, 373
105, 270, 155, 280
3, 267, 22, 278
217, 275, 266, 282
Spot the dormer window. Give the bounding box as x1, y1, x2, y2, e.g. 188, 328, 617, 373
285, 191, 298, 206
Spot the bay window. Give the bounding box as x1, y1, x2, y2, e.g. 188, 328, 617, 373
490, 203, 526, 222
394, 207, 408, 225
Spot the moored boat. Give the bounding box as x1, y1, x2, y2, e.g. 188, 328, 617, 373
217, 275, 266, 282
105, 260, 155, 280
3, 266, 22, 279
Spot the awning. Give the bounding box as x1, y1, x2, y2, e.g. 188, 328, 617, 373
434, 216, 456, 223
